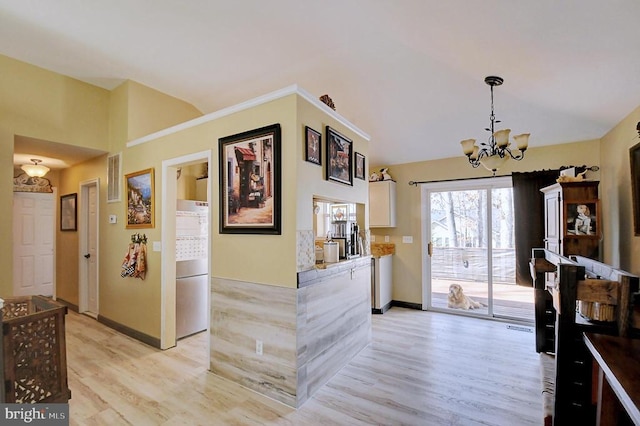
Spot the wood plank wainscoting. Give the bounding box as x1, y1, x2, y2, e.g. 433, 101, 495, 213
211, 256, 372, 408
64, 307, 542, 424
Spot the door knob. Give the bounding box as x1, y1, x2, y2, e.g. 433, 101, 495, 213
84, 253, 91, 259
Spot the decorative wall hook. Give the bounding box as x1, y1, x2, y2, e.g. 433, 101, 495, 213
131, 233, 147, 244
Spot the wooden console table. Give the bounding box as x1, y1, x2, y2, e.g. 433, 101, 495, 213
583, 333, 640, 425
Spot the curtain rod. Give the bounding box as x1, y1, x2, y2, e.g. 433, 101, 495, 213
408, 165, 599, 186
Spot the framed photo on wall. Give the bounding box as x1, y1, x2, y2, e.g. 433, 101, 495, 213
218, 123, 281, 234
125, 168, 155, 229
355, 152, 365, 180
305, 126, 321, 165
60, 193, 77, 231
326, 126, 353, 186
564, 200, 599, 237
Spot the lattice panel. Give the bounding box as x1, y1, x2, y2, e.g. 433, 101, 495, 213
1, 301, 31, 320
10, 315, 60, 403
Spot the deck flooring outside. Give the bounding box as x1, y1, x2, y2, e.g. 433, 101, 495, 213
431, 278, 535, 323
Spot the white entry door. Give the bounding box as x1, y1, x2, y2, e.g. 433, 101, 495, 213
13, 192, 55, 296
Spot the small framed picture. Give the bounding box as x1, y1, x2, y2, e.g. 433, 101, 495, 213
355, 152, 365, 180
564, 201, 599, 238
630, 142, 640, 235
60, 193, 77, 231
305, 126, 321, 165
326, 126, 353, 186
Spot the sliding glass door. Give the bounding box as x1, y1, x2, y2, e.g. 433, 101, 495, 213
422, 177, 533, 322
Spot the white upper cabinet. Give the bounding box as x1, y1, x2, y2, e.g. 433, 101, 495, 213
369, 180, 396, 227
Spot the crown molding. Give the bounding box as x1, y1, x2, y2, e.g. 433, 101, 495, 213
127, 84, 370, 148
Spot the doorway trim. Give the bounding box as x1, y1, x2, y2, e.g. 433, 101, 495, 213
78, 178, 100, 314
160, 150, 211, 350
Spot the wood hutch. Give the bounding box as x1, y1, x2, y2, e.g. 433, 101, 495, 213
540, 181, 600, 260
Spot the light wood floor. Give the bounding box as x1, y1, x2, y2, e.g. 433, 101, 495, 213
66, 308, 543, 425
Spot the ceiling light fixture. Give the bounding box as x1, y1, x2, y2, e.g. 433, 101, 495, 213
460, 76, 529, 175
21, 158, 50, 178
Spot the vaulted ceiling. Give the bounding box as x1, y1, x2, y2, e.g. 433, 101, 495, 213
3, 1, 640, 167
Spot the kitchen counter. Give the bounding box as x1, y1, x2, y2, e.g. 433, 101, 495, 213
297, 256, 371, 288
370, 243, 395, 257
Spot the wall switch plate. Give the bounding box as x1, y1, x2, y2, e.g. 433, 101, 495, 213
108, 214, 117, 224
256, 339, 263, 355
152, 241, 162, 252
370, 235, 376, 242
384, 236, 390, 242
402, 236, 413, 244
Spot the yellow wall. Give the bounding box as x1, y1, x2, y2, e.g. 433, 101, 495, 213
370, 139, 601, 305
1, 54, 110, 296
126, 81, 203, 141
295, 97, 369, 230
56, 155, 108, 306
600, 105, 640, 273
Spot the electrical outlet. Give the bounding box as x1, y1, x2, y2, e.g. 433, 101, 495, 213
384, 235, 390, 242
370, 235, 376, 242
256, 339, 263, 355
402, 236, 413, 244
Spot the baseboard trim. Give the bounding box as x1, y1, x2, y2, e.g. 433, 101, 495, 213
372, 301, 394, 315
391, 300, 423, 310
97, 315, 161, 349
55, 298, 79, 313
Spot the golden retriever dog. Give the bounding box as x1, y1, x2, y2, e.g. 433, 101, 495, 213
447, 283, 485, 310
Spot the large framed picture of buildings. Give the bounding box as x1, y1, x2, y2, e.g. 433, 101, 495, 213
218, 124, 281, 234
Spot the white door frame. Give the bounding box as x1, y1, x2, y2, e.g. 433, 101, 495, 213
160, 150, 211, 350
421, 176, 511, 311
78, 178, 99, 314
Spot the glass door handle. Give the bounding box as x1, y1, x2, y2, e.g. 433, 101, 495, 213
428, 242, 433, 257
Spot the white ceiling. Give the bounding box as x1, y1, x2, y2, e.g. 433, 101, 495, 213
3, 1, 640, 168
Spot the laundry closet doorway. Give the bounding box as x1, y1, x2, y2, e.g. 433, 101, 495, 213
421, 177, 533, 322
161, 151, 211, 354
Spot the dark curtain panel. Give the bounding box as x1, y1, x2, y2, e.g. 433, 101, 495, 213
512, 170, 559, 286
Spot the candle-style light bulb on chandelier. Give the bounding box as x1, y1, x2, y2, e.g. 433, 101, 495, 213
460, 76, 529, 175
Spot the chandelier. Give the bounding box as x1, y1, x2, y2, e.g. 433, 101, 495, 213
460, 76, 529, 175
21, 158, 50, 177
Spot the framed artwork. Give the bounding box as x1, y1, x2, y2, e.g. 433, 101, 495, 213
219, 123, 281, 234
326, 126, 353, 186
305, 126, 321, 165
125, 168, 155, 229
355, 152, 365, 180
60, 193, 77, 231
331, 204, 349, 222
564, 201, 599, 237
630, 142, 640, 235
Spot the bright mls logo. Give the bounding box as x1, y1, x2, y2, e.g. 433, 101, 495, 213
2, 404, 68, 425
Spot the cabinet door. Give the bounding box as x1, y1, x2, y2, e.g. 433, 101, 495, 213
370, 181, 396, 227
544, 191, 561, 254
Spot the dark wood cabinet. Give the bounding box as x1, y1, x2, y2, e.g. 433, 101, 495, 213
540, 181, 600, 260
